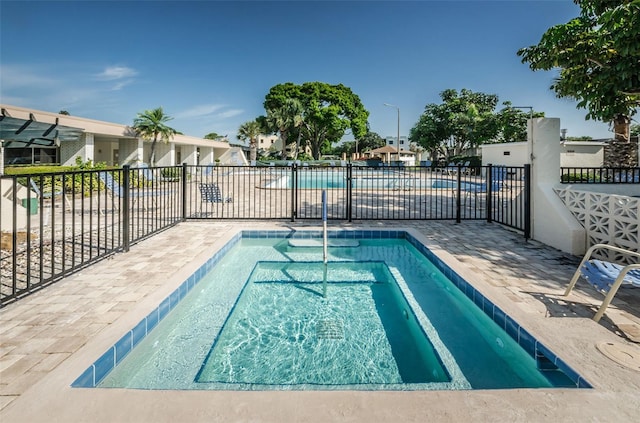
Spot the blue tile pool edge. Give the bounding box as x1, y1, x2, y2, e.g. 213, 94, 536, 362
402, 231, 592, 389
72, 229, 591, 389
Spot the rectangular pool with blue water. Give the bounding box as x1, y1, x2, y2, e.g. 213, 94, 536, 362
73, 230, 590, 391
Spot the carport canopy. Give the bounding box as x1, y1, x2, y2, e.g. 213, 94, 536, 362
0, 114, 84, 147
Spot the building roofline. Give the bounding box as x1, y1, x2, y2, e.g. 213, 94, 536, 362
0, 104, 229, 148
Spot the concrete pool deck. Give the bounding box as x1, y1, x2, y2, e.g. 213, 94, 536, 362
1, 220, 639, 422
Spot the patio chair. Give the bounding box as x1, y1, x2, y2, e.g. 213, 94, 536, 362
98, 171, 169, 211
459, 166, 508, 201
137, 163, 155, 183
198, 183, 232, 203
29, 178, 71, 208
203, 163, 215, 177
460, 161, 471, 175
564, 244, 640, 322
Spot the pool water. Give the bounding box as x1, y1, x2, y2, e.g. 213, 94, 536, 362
197, 262, 451, 386
265, 170, 473, 190
78, 232, 588, 391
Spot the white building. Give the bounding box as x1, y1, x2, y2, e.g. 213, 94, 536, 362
385, 135, 409, 151
0, 104, 231, 169
481, 139, 609, 167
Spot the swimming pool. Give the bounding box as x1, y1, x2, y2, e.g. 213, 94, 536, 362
72, 230, 590, 391
264, 170, 475, 190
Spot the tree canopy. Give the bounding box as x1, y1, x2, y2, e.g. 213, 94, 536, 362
409, 89, 539, 159
132, 107, 178, 165
332, 131, 385, 158
236, 120, 261, 161
517, 0, 640, 141
204, 132, 225, 140
263, 82, 369, 159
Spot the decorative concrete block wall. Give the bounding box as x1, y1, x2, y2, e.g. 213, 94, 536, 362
554, 187, 640, 263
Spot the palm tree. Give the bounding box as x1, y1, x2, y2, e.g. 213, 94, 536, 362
237, 120, 261, 161
132, 107, 178, 165
266, 98, 304, 159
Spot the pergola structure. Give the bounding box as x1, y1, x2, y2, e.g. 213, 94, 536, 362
0, 110, 84, 172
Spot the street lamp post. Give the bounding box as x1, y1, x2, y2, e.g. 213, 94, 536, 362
384, 103, 400, 161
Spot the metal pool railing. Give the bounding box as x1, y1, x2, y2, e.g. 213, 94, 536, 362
0, 166, 182, 306
560, 167, 640, 184
184, 163, 530, 233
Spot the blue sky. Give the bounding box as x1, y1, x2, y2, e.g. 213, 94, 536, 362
0, 0, 615, 142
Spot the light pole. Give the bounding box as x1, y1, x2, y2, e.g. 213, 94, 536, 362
384, 103, 400, 161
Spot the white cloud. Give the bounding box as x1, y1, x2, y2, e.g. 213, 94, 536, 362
95, 66, 137, 81
111, 80, 133, 91
217, 109, 244, 119
175, 104, 225, 119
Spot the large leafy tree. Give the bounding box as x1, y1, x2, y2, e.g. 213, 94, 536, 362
265, 97, 304, 159
517, 0, 640, 142
264, 82, 369, 159
236, 120, 261, 161
410, 89, 503, 158
132, 107, 178, 165
492, 102, 545, 143
440, 89, 500, 154
409, 103, 450, 160
356, 130, 385, 153
333, 131, 385, 158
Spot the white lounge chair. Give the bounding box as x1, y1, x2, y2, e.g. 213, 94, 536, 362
98, 171, 170, 212
564, 244, 640, 322
30, 178, 71, 208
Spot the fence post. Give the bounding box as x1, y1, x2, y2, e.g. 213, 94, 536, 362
347, 164, 353, 222
291, 164, 297, 222
181, 163, 188, 222
524, 163, 531, 240
455, 165, 461, 223
486, 164, 493, 223
122, 165, 130, 252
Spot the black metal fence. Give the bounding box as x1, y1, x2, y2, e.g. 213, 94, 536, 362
1, 163, 529, 306
185, 163, 529, 230
0, 166, 182, 306
561, 167, 640, 184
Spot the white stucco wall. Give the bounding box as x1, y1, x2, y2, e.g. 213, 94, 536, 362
530, 118, 586, 256
481, 142, 528, 166
0, 179, 33, 231
560, 142, 605, 167
117, 138, 140, 165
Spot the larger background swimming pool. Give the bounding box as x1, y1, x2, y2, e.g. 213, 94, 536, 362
73, 230, 591, 391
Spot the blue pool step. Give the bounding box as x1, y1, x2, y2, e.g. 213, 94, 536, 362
288, 239, 360, 248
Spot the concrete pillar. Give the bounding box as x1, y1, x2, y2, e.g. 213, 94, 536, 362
530, 118, 586, 255
137, 139, 144, 164
182, 145, 198, 166
169, 143, 176, 165
85, 133, 95, 163
201, 147, 214, 165
118, 138, 139, 165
